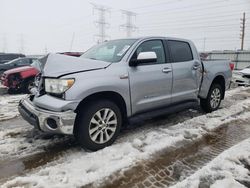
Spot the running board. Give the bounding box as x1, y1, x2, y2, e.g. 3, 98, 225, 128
128, 101, 199, 124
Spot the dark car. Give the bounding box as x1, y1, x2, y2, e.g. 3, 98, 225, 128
1, 59, 41, 94
0, 57, 36, 75
0, 53, 25, 64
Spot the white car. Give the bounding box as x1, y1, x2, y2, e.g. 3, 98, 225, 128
233, 66, 250, 86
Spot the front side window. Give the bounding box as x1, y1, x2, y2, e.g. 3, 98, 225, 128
81, 39, 137, 63
168, 40, 193, 63
132, 40, 166, 64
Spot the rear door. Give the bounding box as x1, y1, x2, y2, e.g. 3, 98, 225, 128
167, 40, 202, 103
128, 39, 173, 114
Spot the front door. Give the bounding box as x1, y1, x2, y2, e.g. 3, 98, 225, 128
128, 39, 173, 115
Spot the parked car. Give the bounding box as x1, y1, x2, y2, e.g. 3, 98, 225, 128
233, 65, 250, 86
0, 57, 36, 75
18, 37, 233, 151
1, 53, 84, 94
1, 59, 41, 93
0, 53, 25, 64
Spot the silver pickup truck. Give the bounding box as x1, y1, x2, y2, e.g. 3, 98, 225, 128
19, 37, 233, 151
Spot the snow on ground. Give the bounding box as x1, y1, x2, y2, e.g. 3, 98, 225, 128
0, 94, 26, 121
0, 126, 72, 161
172, 137, 250, 188
2, 87, 250, 188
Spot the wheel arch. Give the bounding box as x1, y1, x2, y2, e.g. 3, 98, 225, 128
75, 91, 128, 125
210, 75, 226, 99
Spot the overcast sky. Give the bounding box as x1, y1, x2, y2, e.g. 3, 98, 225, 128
0, 0, 249, 54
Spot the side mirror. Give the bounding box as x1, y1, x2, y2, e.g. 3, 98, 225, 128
129, 52, 157, 66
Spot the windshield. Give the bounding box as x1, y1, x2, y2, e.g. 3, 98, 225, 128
31, 59, 41, 71
4, 58, 20, 65
81, 39, 137, 63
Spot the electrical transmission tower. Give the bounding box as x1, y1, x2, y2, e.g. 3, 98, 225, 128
240, 12, 246, 50
120, 10, 137, 37
91, 3, 110, 43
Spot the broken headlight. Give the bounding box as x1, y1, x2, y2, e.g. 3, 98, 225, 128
45, 78, 74, 94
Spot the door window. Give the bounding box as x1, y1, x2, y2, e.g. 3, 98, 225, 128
132, 40, 166, 64
168, 40, 193, 62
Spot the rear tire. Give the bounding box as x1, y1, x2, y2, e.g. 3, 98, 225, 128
74, 99, 122, 151
200, 83, 223, 113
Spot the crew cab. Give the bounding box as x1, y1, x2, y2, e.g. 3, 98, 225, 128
18, 37, 233, 151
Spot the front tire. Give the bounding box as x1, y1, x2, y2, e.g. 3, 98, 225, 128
23, 78, 35, 94
74, 100, 122, 151
200, 84, 223, 113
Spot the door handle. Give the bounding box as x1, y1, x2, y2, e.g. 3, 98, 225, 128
162, 67, 172, 73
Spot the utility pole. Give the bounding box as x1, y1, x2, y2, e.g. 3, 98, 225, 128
240, 12, 246, 51
2, 34, 7, 53
91, 3, 110, 43
19, 34, 25, 54
69, 32, 75, 51
120, 10, 137, 37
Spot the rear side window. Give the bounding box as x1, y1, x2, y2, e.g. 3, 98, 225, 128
168, 40, 193, 62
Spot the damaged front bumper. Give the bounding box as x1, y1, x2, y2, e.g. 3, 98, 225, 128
18, 96, 76, 135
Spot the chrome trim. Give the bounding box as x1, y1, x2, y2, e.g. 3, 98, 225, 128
19, 96, 76, 135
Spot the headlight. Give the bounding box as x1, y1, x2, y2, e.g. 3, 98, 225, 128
45, 78, 75, 94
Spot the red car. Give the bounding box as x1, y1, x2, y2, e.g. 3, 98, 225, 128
1, 59, 41, 93
1, 52, 83, 94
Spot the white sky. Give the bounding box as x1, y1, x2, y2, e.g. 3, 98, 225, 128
0, 0, 250, 54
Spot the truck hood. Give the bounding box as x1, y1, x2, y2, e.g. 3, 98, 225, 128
43, 54, 111, 77
4, 66, 34, 75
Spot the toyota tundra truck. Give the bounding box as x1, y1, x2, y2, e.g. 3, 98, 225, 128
18, 37, 233, 151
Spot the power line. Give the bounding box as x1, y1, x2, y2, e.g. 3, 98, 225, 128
120, 10, 137, 37
139, 17, 241, 28
141, 23, 239, 31
240, 12, 246, 50
131, 0, 230, 10
91, 3, 110, 43
139, 1, 249, 16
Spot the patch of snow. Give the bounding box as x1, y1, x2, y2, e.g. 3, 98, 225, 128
0, 94, 26, 121
210, 179, 246, 188
2, 87, 250, 188
171, 138, 250, 188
